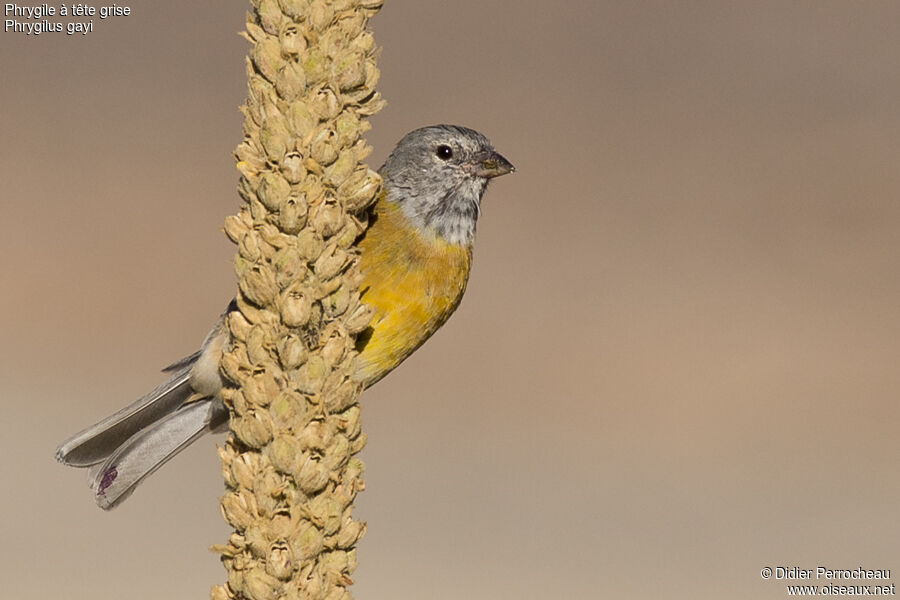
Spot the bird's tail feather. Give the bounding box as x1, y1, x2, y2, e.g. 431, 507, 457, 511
55, 363, 196, 467
87, 399, 228, 510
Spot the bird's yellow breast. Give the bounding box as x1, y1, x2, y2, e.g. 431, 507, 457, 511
354, 195, 472, 386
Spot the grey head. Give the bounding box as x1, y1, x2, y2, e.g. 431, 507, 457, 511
379, 124, 514, 246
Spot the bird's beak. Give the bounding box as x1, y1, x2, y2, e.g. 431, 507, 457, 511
472, 151, 515, 178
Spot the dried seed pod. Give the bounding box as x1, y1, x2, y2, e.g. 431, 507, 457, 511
239, 264, 279, 307
333, 112, 359, 147
257, 0, 284, 35
334, 516, 364, 549
320, 434, 350, 471
257, 222, 293, 249
233, 409, 275, 448
310, 128, 339, 166
277, 0, 308, 20
356, 91, 385, 116
219, 449, 238, 489
313, 244, 349, 279
210, 584, 230, 600
275, 60, 307, 102
308, 0, 334, 32
221, 352, 248, 386
311, 86, 341, 120
307, 496, 343, 535
323, 283, 351, 318
294, 229, 324, 261
330, 0, 355, 14
235, 141, 266, 176
244, 566, 281, 600
244, 16, 266, 42
267, 434, 302, 475
296, 456, 330, 494
344, 458, 365, 482
221, 489, 259, 531
287, 102, 316, 138
363, 58, 381, 92
351, 29, 375, 54
248, 196, 268, 223
302, 47, 328, 84
273, 246, 308, 290
346, 548, 358, 575
294, 355, 327, 394
337, 406, 361, 438
332, 222, 359, 250
226, 563, 245, 599
324, 149, 357, 188
232, 452, 263, 491
236, 294, 281, 328
266, 542, 295, 581
237, 170, 260, 204
279, 286, 313, 328
336, 53, 366, 92
343, 301, 374, 334
260, 116, 292, 162
290, 520, 325, 561
244, 371, 280, 407
268, 390, 307, 429
238, 229, 262, 261
280, 151, 306, 183
323, 380, 358, 414
251, 37, 286, 83
284, 195, 311, 235
257, 171, 291, 211
244, 522, 270, 558
320, 550, 350, 580
338, 167, 381, 212
276, 333, 308, 370
348, 432, 367, 455
310, 198, 343, 237
224, 213, 251, 244
246, 325, 269, 365
255, 469, 288, 516
298, 419, 332, 453
279, 24, 306, 56
228, 306, 253, 343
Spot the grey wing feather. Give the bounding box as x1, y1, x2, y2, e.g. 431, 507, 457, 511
161, 350, 202, 373
55, 362, 196, 467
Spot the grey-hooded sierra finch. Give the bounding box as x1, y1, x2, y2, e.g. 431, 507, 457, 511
56, 124, 514, 509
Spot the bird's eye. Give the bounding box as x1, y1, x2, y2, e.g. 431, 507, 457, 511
436, 145, 453, 160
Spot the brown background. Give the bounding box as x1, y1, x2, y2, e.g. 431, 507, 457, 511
2, 2, 899, 598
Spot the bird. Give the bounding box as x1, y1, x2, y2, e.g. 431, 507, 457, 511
55, 124, 514, 509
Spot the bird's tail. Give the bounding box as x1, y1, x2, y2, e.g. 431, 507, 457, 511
55, 358, 227, 510
87, 398, 226, 509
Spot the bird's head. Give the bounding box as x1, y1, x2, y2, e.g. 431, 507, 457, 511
379, 124, 514, 246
